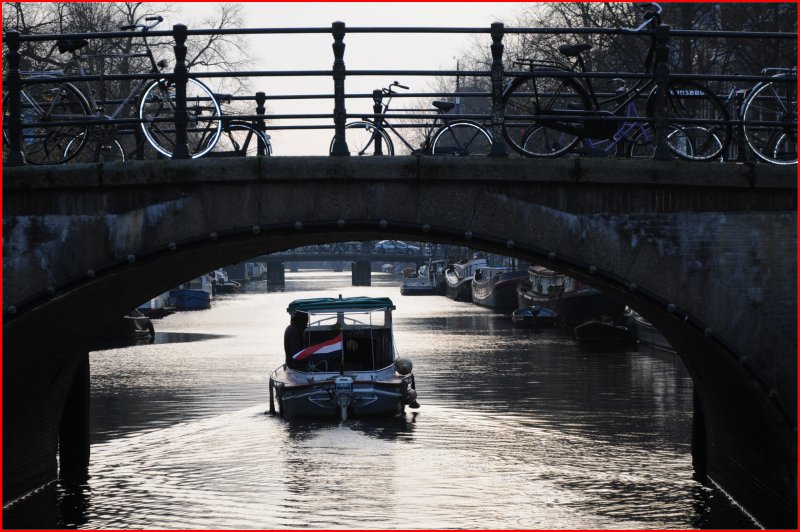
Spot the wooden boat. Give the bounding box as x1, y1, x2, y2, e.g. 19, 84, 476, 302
517, 266, 625, 324
269, 296, 419, 421
471, 267, 528, 311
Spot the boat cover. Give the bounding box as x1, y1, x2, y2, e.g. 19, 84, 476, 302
287, 297, 395, 313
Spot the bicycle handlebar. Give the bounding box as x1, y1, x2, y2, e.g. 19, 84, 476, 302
619, 2, 662, 33
119, 15, 163, 32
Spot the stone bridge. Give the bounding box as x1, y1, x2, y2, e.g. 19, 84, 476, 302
2, 156, 796, 527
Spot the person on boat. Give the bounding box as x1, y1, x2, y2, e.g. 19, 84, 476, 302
284, 311, 309, 364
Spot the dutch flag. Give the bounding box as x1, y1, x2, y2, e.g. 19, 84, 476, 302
292, 333, 343, 361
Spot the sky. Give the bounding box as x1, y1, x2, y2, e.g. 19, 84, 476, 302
172, 2, 526, 155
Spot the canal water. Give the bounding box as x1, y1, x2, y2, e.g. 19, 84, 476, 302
5, 272, 757, 529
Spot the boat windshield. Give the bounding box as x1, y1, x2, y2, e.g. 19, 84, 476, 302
288, 308, 394, 373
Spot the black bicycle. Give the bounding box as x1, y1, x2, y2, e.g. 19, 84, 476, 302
330, 81, 492, 156
502, 3, 731, 161
203, 93, 273, 157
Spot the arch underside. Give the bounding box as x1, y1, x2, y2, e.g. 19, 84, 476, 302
2, 157, 796, 526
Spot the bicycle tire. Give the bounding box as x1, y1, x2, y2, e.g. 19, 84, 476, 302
628, 125, 722, 160
646, 80, 731, 162
206, 121, 272, 157
65, 131, 126, 163
3, 80, 90, 165
430, 120, 492, 156
502, 71, 591, 157
330, 121, 394, 156
139, 78, 221, 159
741, 76, 797, 165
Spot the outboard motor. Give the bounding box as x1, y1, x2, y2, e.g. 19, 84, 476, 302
334, 376, 354, 420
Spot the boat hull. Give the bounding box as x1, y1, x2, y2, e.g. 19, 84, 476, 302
472, 270, 527, 311
517, 286, 624, 324
574, 320, 634, 346
445, 276, 473, 302
271, 370, 414, 419
170, 288, 212, 310
629, 314, 675, 353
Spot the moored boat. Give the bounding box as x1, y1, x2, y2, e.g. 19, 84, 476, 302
512, 305, 559, 327
471, 267, 528, 311
170, 274, 214, 310
574, 318, 634, 347
517, 266, 625, 324
627, 310, 676, 353
269, 296, 419, 421
96, 309, 155, 347
400, 260, 446, 296
444, 256, 488, 302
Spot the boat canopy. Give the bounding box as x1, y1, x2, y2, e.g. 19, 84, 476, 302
287, 297, 395, 314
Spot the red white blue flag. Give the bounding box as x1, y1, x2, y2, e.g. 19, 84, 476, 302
292, 333, 343, 361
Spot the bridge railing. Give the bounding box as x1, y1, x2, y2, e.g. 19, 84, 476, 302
2, 22, 796, 165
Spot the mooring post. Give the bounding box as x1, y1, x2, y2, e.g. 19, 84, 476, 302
652, 23, 674, 161
255, 91, 267, 156
5, 30, 25, 166
330, 21, 350, 156
59, 353, 90, 482
489, 22, 508, 157
171, 24, 191, 159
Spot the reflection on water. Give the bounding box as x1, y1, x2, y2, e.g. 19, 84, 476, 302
3, 272, 757, 529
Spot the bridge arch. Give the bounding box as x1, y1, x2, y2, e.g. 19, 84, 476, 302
3, 156, 795, 527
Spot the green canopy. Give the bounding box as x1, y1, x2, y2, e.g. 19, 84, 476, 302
287, 297, 395, 313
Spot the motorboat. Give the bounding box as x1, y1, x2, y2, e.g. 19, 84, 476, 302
213, 269, 242, 294
138, 291, 175, 319
517, 266, 625, 324
512, 305, 559, 327
471, 267, 528, 311
444, 256, 488, 302
573, 318, 634, 347
400, 260, 446, 296
269, 296, 419, 421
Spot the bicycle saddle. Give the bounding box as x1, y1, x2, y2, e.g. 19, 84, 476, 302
432, 101, 455, 112
56, 39, 89, 54
558, 44, 592, 57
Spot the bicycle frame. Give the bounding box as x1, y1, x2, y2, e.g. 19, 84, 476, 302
359, 88, 447, 155
582, 99, 651, 153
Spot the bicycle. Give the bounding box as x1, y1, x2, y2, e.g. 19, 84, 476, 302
203, 93, 273, 157
740, 67, 797, 165
502, 3, 731, 162
2, 16, 222, 164
329, 81, 492, 156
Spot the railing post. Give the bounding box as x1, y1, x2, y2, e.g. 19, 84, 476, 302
489, 22, 508, 157
255, 91, 267, 156
330, 21, 349, 156
5, 31, 25, 166
652, 23, 674, 161
171, 24, 191, 159
372, 89, 384, 155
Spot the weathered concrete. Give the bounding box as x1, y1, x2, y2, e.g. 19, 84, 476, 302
2, 156, 796, 527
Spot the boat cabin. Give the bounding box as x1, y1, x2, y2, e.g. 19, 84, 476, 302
286, 297, 396, 373
528, 265, 582, 295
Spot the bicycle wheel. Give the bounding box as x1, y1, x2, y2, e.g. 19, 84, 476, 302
503, 71, 590, 157
139, 78, 221, 158
628, 125, 722, 160
3, 80, 90, 164
430, 120, 492, 155
647, 80, 730, 161
206, 121, 272, 157
63, 129, 126, 163
741, 76, 797, 165
329, 121, 394, 156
